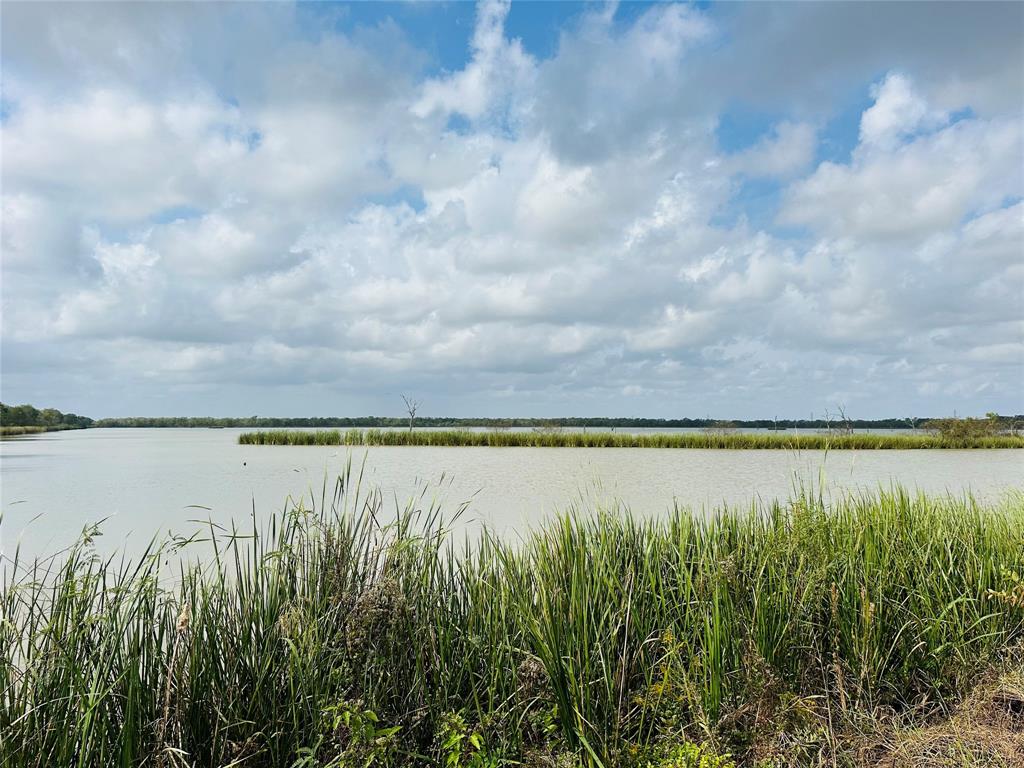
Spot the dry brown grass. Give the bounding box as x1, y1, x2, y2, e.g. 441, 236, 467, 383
865, 670, 1024, 768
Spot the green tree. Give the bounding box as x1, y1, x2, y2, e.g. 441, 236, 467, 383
39, 408, 62, 427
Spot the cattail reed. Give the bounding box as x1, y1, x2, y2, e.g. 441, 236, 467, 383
237, 428, 1024, 449
2, 474, 1021, 766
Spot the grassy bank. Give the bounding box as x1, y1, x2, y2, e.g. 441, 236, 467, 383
0, 424, 84, 436
238, 427, 1024, 449
2, 478, 1023, 767
0, 425, 49, 436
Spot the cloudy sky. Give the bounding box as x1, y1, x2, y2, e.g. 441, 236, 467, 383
1, 1, 1022, 419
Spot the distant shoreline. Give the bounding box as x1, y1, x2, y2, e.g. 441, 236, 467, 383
73, 415, 1024, 430
5, 406, 1022, 439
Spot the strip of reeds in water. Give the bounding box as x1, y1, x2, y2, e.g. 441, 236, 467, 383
2, 473, 1023, 767
0, 425, 79, 436
237, 427, 1024, 449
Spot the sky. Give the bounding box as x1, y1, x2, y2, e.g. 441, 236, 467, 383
1, 1, 1022, 419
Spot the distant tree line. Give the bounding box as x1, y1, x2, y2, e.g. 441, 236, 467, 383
0, 403, 94, 429
90, 414, 1024, 430
5, 403, 1021, 433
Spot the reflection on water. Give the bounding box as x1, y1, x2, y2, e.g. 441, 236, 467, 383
2, 428, 1022, 559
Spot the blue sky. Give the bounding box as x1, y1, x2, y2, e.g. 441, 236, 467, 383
1, 1, 1022, 418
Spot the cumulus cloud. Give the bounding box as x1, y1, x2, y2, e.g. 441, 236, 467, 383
725, 122, 818, 179
413, 0, 534, 122
780, 80, 1021, 240
1, 1, 1021, 417
858, 72, 948, 151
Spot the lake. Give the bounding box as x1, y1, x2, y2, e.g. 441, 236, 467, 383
2, 428, 1022, 559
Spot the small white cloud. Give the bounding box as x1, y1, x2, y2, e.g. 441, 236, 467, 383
859, 73, 947, 151
412, 0, 534, 122
726, 121, 817, 179
628, 306, 718, 352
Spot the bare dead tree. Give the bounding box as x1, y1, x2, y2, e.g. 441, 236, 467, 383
836, 404, 853, 435
531, 420, 563, 435
401, 395, 421, 433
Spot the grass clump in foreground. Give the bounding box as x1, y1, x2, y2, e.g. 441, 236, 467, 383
238, 427, 1024, 449
2, 476, 1024, 767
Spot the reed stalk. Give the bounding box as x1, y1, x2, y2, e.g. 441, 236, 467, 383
237, 428, 1024, 449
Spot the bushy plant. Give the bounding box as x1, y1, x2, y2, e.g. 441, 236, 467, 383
923, 414, 1004, 441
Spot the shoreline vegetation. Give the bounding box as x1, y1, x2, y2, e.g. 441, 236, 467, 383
2, 480, 1022, 766
0, 403, 92, 436
0, 424, 84, 436
238, 427, 1024, 449
55, 413, 1024, 431
4, 401, 1023, 440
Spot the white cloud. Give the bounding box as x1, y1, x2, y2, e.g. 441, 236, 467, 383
412, 0, 534, 122
781, 77, 1021, 241
627, 306, 718, 352
859, 72, 948, 151
1, 88, 256, 221
726, 122, 818, 179
1, 4, 1022, 417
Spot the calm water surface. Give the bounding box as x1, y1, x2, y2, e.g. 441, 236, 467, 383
2, 428, 1022, 559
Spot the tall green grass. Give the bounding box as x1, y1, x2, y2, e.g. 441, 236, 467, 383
2, 476, 1023, 766
238, 427, 1024, 449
